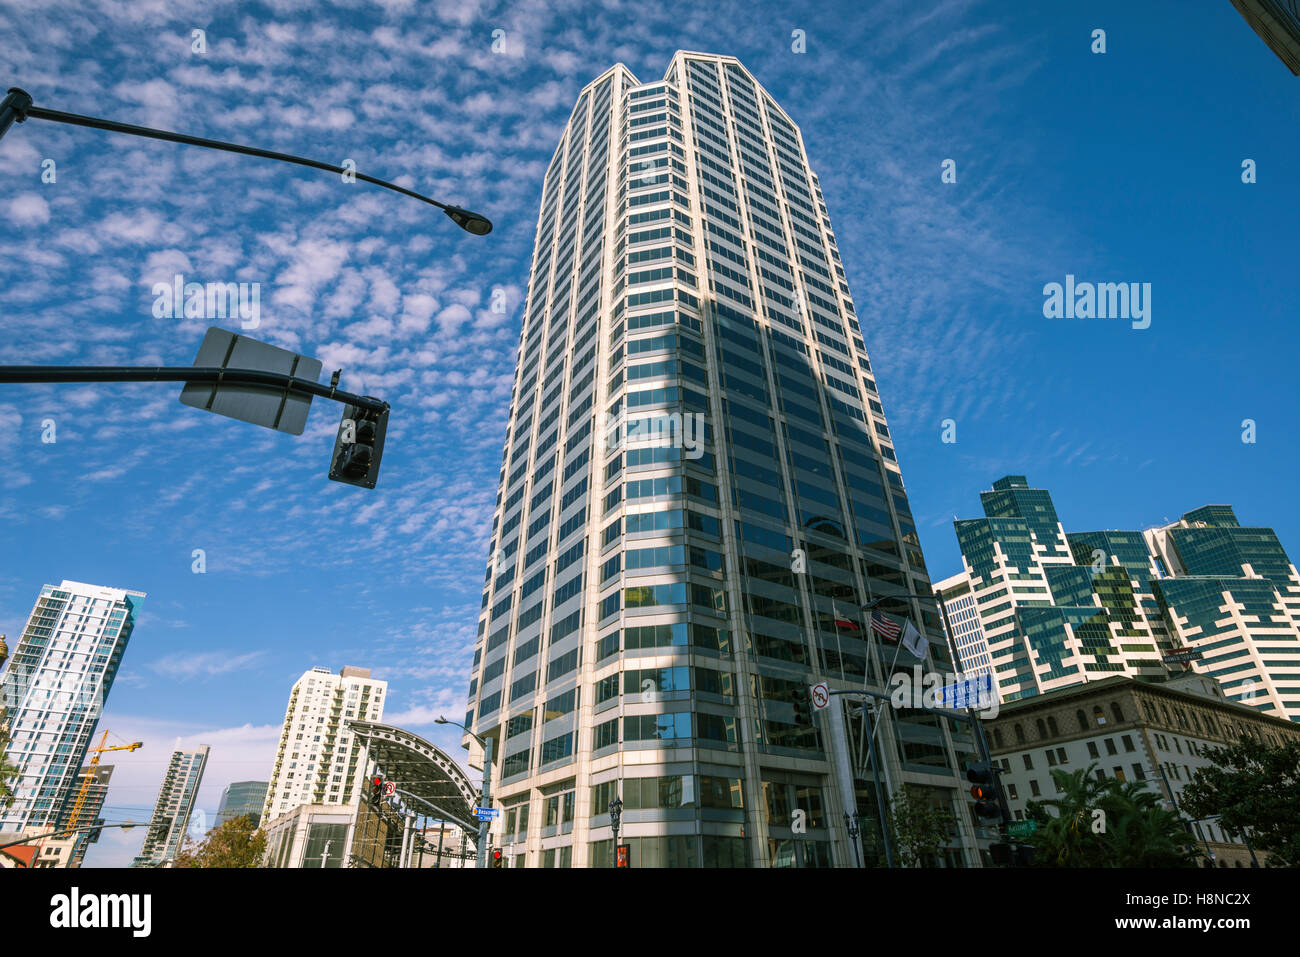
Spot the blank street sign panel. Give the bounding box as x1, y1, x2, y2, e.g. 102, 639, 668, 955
180, 327, 323, 435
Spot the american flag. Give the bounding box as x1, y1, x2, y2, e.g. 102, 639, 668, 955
870, 609, 900, 642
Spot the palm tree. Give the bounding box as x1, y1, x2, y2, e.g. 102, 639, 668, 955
1026, 765, 1111, 867
1028, 765, 1197, 867
1100, 779, 1198, 867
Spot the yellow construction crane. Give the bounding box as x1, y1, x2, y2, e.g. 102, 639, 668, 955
65, 731, 143, 831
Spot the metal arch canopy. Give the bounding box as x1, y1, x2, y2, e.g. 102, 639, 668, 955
348, 720, 480, 834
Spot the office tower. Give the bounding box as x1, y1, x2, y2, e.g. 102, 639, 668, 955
1232, 0, 1300, 75
131, 746, 209, 867
262, 667, 386, 822
215, 780, 269, 829
950, 476, 1173, 704
465, 52, 980, 869
949, 478, 1300, 722
1145, 506, 1300, 721
934, 573, 994, 688
0, 580, 145, 832
57, 764, 114, 868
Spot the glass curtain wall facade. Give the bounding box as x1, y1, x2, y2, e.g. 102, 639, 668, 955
0, 580, 144, 832
1146, 507, 1300, 722
466, 52, 979, 868
951, 480, 1300, 723
952, 476, 1172, 704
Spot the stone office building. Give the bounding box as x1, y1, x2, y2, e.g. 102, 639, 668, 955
983, 672, 1300, 867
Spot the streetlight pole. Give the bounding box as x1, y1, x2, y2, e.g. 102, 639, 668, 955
0, 87, 492, 234
436, 716, 494, 869
608, 797, 623, 868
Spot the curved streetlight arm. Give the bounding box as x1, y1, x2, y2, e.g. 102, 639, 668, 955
434, 716, 487, 749
1, 87, 492, 234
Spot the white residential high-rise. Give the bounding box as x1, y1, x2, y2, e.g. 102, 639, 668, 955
463, 52, 982, 869
262, 666, 386, 822
0, 580, 145, 833
131, 745, 210, 867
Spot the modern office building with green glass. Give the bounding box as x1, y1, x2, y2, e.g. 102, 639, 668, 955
944, 478, 1300, 723
462, 52, 983, 869
1145, 506, 1300, 722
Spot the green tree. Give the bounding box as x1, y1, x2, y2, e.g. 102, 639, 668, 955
1026, 764, 1197, 868
173, 815, 267, 868
0, 709, 23, 810
1181, 738, 1300, 868
889, 785, 957, 867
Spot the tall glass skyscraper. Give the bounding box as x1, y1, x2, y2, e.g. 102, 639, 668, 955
0, 580, 144, 833
464, 52, 981, 868
132, 745, 210, 867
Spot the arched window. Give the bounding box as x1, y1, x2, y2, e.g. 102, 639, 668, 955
1048, 716, 1059, 736
1077, 709, 1088, 731
1111, 702, 1124, 723
1093, 706, 1106, 726
1036, 718, 1047, 738
1014, 723, 1025, 744
993, 728, 1004, 748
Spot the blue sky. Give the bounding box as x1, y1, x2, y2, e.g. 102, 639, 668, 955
0, 0, 1295, 866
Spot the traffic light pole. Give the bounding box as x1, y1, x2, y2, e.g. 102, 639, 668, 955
477, 735, 493, 869
0, 364, 388, 414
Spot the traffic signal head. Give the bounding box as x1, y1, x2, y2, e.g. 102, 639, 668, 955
792, 688, 813, 728
966, 762, 1003, 820
370, 776, 383, 803
492, 849, 503, 868
329, 402, 389, 489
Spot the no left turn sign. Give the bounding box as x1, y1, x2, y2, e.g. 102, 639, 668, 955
810, 682, 830, 711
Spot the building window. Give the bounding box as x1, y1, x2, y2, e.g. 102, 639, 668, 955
1076, 709, 1087, 731
1014, 723, 1025, 744
1121, 734, 1135, 752
1104, 738, 1117, 756
1022, 754, 1033, 770
1029, 780, 1040, 797
1087, 742, 1099, 759
1047, 717, 1059, 736
1093, 706, 1106, 726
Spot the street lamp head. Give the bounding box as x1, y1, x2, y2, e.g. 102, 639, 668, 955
442, 205, 493, 235
434, 716, 449, 725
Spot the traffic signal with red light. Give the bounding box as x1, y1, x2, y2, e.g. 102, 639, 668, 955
492, 848, 504, 869
966, 762, 1004, 820
370, 776, 383, 804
